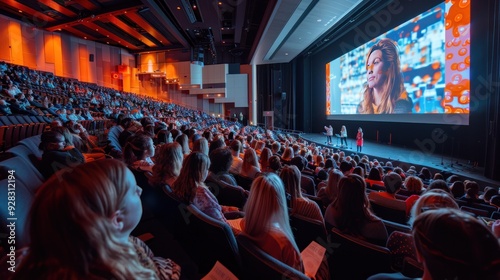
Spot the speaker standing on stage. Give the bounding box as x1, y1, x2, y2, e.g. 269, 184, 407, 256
356, 127, 363, 153
340, 125, 348, 147
324, 125, 333, 144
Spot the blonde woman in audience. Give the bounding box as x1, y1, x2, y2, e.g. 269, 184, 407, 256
240, 148, 261, 179
13, 160, 180, 280
192, 137, 209, 156
281, 146, 294, 164
316, 168, 344, 207
175, 133, 191, 158
280, 165, 324, 223
386, 189, 459, 270
242, 173, 303, 271
171, 152, 227, 222
149, 143, 184, 189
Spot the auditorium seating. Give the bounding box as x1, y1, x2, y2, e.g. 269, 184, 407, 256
234, 173, 254, 191
185, 204, 241, 276
205, 178, 248, 209
289, 213, 327, 252
370, 200, 408, 224
328, 227, 394, 279
460, 205, 489, 217
236, 233, 309, 280
382, 219, 411, 235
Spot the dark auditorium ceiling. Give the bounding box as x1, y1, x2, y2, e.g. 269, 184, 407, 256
0, 0, 369, 65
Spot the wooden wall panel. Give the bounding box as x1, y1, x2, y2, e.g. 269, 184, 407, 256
0, 17, 10, 61
21, 26, 37, 68
43, 33, 55, 64
9, 21, 23, 65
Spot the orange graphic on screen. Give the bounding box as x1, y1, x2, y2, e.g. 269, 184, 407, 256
444, 0, 470, 113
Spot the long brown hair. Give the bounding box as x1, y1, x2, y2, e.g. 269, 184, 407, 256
359, 38, 405, 114
171, 152, 210, 203
331, 174, 376, 236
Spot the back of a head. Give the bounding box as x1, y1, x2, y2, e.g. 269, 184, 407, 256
268, 155, 282, 172
408, 189, 458, 225
481, 187, 498, 202
279, 165, 302, 200
230, 139, 242, 153
383, 172, 402, 194
334, 174, 369, 230
428, 179, 450, 193
450, 181, 465, 198
209, 137, 226, 156
244, 173, 289, 237
405, 175, 423, 193
290, 156, 306, 171
412, 208, 500, 280
174, 152, 210, 192
209, 147, 233, 173
339, 161, 352, 174
367, 167, 382, 181
150, 142, 183, 187
489, 195, 500, 208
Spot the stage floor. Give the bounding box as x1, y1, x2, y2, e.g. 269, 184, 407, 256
299, 133, 500, 188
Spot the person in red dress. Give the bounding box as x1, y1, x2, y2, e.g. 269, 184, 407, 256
356, 127, 364, 153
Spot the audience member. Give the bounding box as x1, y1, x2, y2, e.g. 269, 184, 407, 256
240, 148, 261, 179
38, 130, 85, 179
12, 160, 181, 280
386, 189, 459, 270
325, 174, 388, 246
123, 134, 155, 173
149, 143, 183, 189
171, 152, 227, 223
280, 165, 324, 223
242, 173, 303, 271
316, 168, 344, 207
371, 208, 500, 280
450, 180, 466, 198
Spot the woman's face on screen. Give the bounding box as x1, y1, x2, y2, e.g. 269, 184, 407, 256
366, 50, 385, 89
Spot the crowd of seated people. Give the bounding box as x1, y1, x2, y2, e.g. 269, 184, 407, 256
2, 60, 500, 279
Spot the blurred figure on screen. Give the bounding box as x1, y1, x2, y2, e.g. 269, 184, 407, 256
357, 38, 413, 114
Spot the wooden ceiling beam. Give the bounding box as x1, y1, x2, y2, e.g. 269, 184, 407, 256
3, 0, 54, 23
39, 0, 77, 17
45, 4, 141, 31
105, 15, 157, 48
124, 12, 172, 46
82, 21, 141, 50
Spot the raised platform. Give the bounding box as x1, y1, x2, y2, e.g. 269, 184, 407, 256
299, 133, 500, 189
